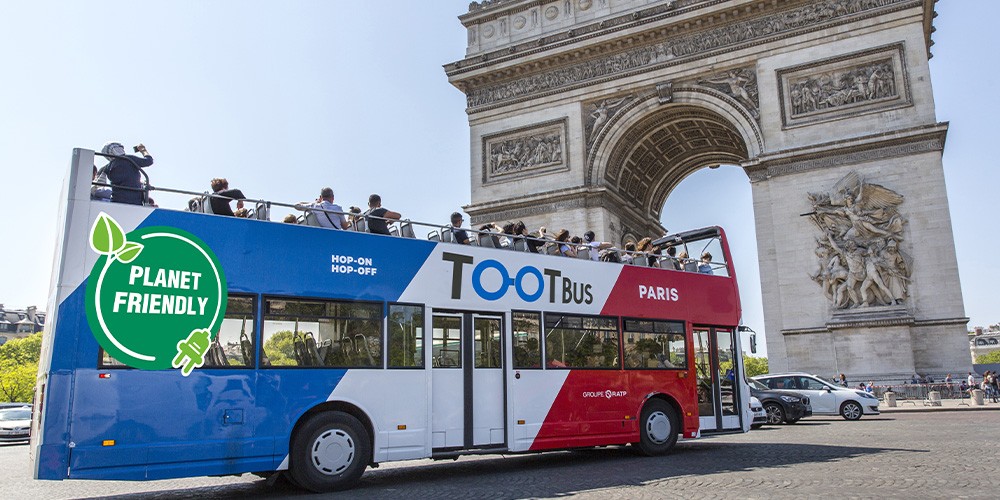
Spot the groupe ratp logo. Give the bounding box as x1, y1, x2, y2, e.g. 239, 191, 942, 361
582, 390, 628, 399
84, 212, 227, 376
442, 252, 593, 304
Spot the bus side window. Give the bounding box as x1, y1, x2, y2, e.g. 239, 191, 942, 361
544, 314, 619, 369
622, 319, 686, 370
203, 295, 257, 368
512, 311, 541, 369
262, 298, 383, 368
388, 304, 424, 368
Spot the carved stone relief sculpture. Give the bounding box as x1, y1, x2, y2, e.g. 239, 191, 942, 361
778, 43, 910, 127
584, 94, 638, 147
482, 119, 568, 184
698, 67, 759, 119
807, 171, 911, 309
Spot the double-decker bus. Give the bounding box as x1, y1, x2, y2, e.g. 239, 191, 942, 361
32, 149, 751, 492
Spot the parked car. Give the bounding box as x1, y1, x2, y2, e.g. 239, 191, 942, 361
749, 378, 812, 425
753, 373, 880, 420
749, 396, 767, 429
0, 407, 31, 443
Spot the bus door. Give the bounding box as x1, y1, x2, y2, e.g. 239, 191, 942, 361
430, 312, 505, 450
694, 326, 741, 432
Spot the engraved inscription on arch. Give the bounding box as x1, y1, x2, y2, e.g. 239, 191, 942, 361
777, 43, 911, 128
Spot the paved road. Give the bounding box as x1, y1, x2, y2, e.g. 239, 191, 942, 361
2, 412, 998, 499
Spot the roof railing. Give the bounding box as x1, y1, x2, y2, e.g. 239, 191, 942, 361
88, 176, 728, 272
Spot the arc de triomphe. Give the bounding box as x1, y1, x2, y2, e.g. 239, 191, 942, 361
444, 0, 970, 381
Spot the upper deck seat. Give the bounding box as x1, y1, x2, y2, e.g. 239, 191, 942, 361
389, 226, 400, 237
546, 243, 560, 256
513, 239, 528, 252
302, 212, 322, 227
441, 229, 455, 243
400, 221, 416, 238
478, 233, 497, 248
576, 246, 590, 260
427, 231, 441, 242
354, 218, 368, 233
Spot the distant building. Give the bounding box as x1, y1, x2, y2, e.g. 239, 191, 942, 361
970, 325, 1000, 362
0, 304, 45, 345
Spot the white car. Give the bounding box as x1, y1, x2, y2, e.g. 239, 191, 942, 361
0, 407, 31, 443
749, 396, 767, 429
752, 373, 880, 420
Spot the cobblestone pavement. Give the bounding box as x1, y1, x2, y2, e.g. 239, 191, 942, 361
2, 412, 998, 499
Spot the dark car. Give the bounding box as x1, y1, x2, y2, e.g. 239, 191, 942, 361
749, 379, 812, 425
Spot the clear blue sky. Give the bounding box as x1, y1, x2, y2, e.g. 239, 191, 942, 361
0, 1, 994, 357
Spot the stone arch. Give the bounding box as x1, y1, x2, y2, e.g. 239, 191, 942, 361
587, 86, 764, 221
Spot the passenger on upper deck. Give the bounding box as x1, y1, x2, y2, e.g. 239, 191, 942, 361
554, 229, 577, 258
583, 231, 612, 262
663, 246, 682, 270
678, 251, 698, 272
297, 187, 347, 229
449, 212, 471, 244
364, 194, 400, 235
101, 142, 153, 205
91, 165, 111, 201
209, 178, 247, 217
698, 252, 714, 275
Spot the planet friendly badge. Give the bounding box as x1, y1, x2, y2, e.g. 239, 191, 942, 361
85, 212, 227, 375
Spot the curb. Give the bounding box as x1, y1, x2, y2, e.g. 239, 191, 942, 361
879, 405, 1000, 413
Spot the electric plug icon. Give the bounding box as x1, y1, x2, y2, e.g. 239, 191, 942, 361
172, 328, 212, 376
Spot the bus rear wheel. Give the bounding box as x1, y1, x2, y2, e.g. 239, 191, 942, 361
635, 399, 678, 456
289, 411, 370, 492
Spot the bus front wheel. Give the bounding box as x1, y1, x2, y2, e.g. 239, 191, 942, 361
289, 411, 371, 492
635, 399, 678, 456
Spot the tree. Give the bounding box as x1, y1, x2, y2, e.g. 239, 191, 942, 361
975, 350, 1000, 365
719, 354, 769, 378
262, 330, 296, 366
0, 361, 37, 402
0, 332, 42, 365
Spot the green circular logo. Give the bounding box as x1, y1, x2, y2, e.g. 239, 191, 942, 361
85, 213, 227, 374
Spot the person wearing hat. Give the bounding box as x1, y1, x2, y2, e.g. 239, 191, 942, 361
295, 187, 347, 229
449, 212, 471, 245
100, 141, 153, 205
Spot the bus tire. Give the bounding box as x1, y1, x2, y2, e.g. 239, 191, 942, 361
289, 411, 370, 492
635, 399, 678, 456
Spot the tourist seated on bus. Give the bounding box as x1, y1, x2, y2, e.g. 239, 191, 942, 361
282, 214, 298, 223
583, 231, 613, 262
91, 165, 111, 201
698, 252, 714, 274
499, 222, 516, 248
554, 229, 576, 257
101, 141, 153, 205
295, 187, 347, 229
209, 178, 247, 217
637, 237, 658, 267
449, 212, 471, 244
479, 222, 503, 248
364, 194, 401, 235
660, 246, 681, 270
678, 251, 698, 272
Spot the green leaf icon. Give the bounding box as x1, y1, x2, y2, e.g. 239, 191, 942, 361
90, 212, 127, 255
117, 241, 144, 263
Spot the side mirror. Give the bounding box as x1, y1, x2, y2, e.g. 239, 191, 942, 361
749, 333, 757, 354
825, 386, 833, 392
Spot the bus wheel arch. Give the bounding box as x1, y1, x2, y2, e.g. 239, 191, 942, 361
293, 400, 376, 465
634, 394, 681, 456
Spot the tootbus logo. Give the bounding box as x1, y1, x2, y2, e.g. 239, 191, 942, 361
442, 252, 593, 304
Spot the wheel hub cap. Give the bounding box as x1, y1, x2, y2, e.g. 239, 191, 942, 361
311, 429, 355, 475
646, 411, 671, 444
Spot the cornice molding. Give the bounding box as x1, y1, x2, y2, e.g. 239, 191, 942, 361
743, 123, 948, 182
449, 0, 923, 113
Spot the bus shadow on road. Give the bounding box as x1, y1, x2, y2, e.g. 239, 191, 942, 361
85, 442, 923, 499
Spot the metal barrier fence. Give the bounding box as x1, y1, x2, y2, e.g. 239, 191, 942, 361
871, 383, 968, 401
